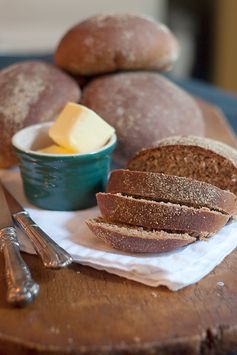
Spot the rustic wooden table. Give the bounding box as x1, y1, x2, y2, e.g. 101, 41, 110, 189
0, 100, 236, 355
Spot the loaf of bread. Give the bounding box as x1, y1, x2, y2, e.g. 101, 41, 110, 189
96, 193, 229, 236
107, 170, 237, 215
81, 72, 205, 165
87, 217, 196, 253
128, 136, 237, 195
0, 61, 81, 168
87, 164, 232, 253
55, 14, 179, 76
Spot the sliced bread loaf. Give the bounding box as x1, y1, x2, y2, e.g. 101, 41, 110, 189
87, 217, 196, 253
96, 193, 230, 236
127, 136, 237, 195
107, 169, 237, 215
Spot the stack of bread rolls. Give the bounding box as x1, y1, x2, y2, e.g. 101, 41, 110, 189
87, 136, 237, 253
0, 14, 221, 169
55, 14, 205, 165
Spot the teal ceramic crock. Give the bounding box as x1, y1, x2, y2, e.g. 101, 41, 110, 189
12, 122, 117, 211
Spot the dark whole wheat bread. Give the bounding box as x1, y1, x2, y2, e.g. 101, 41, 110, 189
107, 169, 237, 216
96, 193, 230, 236
127, 136, 237, 195
55, 14, 179, 75
0, 61, 80, 168
86, 217, 196, 253
81, 73, 204, 166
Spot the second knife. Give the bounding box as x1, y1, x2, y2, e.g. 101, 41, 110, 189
0, 184, 39, 306
2, 185, 73, 269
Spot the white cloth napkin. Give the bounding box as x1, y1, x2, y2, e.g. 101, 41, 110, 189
1, 169, 237, 291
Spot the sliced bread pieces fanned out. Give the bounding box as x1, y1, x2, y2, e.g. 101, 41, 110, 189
127, 136, 237, 195
107, 170, 237, 215
87, 173, 233, 253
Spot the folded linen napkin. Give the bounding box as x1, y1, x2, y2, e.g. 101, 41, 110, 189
1, 169, 236, 291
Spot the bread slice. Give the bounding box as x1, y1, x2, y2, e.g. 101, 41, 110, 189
97, 193, 230, 236
86, 217, 196, 253
127, 136, 237, 195
107, 169, 237, 215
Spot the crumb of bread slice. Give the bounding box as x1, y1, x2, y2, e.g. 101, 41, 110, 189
127, 136, 237, 195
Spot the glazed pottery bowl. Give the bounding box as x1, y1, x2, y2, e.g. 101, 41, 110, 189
12, 122, 117, 210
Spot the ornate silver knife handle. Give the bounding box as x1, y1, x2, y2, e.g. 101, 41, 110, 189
0, 227, 39, 307
13, 211, 73, 269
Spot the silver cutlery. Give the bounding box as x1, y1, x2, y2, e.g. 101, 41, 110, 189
2, 185, 73, 269
0, 185, 39, 306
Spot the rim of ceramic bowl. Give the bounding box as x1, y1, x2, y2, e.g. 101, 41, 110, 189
12, 121, 117, 158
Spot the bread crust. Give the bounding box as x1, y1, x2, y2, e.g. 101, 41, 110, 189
0, 61, 80, 168
87, 217, 196, 253
97, 193, 230, 235
82, 73, 204, 165
108, 170, 237, 215
127, 136, 237, 195
55, 14, 179, 75
154, 136, 237, 164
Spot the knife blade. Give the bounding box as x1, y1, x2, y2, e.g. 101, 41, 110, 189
0, 185, 39, 306
2, 184, 73, 269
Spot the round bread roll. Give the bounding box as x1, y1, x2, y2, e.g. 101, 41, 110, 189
0, 61, 81, 168
81, 72, 205, 165
55, 14, 179, 75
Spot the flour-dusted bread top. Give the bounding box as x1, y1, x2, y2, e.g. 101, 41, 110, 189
0, 61, 81, 168
108, 170, 237, 215
82, 72, 204, 165
55, 14, 179, 75
87, 217, 196, 253
128, 136, 237, 195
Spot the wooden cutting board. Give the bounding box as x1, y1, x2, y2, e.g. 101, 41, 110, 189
0, 100, 236, 355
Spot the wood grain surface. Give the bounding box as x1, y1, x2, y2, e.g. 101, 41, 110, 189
0, 100, 236, 355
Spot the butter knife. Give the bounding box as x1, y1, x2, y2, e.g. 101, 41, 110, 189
2, 185, 73, 269
0, 185, 39, 306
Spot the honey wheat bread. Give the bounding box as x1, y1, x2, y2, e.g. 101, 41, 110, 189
128, 136, 237, 195
97, 193, 230, 236
107, 170, 237, 216
55, 14, 179, 76
82, 72, 204, 165
0, 61, 81, 168
87, 217, 196, 253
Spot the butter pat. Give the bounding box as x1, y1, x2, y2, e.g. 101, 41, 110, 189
38, 144, 75, 155
48, 103, 115, 153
